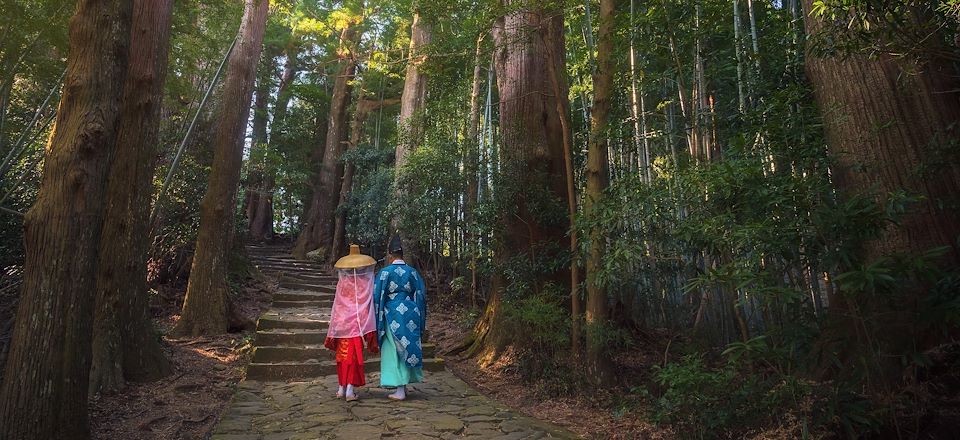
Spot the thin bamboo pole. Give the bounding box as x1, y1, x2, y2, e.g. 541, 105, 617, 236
150, 35, 238, 230
0, 69, 64, 179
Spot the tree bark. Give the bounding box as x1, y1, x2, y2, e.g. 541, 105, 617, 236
393, 8, 432, 264
469, 2, 572, 358
584, 0, 614, 382
172, 0, 269, 337
0, 1, 133, 438
89, 0, 174, 396
248, 45, 298, 241
801, 1, 960, 266
245, 51, 272, 241
293, 25, 360, 260
802, 1, 960, 383
394, 9, 432, 171
331, 97, 400, 257
465, 34, 484, 307
542, 8, 581, 355
300, 97, 329, 230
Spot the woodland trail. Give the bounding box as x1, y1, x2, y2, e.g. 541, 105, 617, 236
210, 245, 575, 439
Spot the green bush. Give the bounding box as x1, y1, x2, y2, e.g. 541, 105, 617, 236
497, 292, 580, 395
647, 351, 888, 439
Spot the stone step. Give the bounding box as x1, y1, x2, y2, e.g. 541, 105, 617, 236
246, 251, 290, 256
251, 345, 329, 363
280, 273, 338, 284
250, 256, 325, 267
257, 317, 329, 331
255, 330, 327, 346
278, 280, 335, 293
245, 357, 446, 381
245, 246, 289, 253
251, 261, 325, 271
252, 343, 438, 363
246, 250, 289, 256
273, 299, 333, 309
252, 263, 329, 273
259, 269, 333, 279
273, 290, 335, 302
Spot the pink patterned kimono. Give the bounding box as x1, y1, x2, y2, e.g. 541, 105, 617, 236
324, 266, 379, 386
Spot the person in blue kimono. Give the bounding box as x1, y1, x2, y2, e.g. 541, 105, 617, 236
374, 235, 426, 400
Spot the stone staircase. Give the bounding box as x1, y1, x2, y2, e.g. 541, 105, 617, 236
245, 244, 443, 381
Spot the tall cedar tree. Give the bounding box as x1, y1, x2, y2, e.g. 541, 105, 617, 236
0, 1, 133, 438
247, 45, 298, 241
331, 96, 400, 256
394, 8, 431, 171
467, 2, 572, 358
294, 22, 361, 260
801, 0, 960, 379
393, 7, 431, 263
173, 0, 270, 337
89, 0, 174, 395
245, 48, 274, 241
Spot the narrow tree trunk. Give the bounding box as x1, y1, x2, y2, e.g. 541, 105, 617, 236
542, 6, 581, 355
465, 34, 484, 307
733, 0, 747, 113
628, 0, 650, 183
394, 9, 432, 171
172, 0, 269, 337
89, 0, 174, 396
293, 25, 360, 260
331, 97, 399, 257
393, 8, 432, 264
246, 54, 272, 241
666, 35, 697, 160
0, 1, 132, 438
584, 0, 614, 382
693, 6, 713, 162
249, 175, 274, 239
249, 46, 298, 240
300, 92, 329, 230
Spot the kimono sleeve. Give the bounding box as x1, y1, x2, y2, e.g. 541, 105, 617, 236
373, 268, 387, 336
413, 269, 427, 331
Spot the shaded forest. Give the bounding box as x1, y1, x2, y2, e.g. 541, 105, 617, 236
0, 0, 959, 438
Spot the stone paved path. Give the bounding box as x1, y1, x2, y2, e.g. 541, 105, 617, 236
210, 245, 576, 439
211, 371, 575, 439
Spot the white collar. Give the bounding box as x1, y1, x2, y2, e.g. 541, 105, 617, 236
392, 259, 406, 265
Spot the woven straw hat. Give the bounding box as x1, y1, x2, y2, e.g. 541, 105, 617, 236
334, 244, 376, 269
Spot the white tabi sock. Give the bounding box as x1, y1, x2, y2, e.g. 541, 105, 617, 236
388, 385, 406, 400
336, 385, 345, 397
346, 384, 356, 398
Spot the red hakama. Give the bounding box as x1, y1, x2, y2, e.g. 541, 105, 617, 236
325, 331, 379, 386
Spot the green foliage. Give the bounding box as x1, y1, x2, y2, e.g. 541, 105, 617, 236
498, 292, 580, 395
502, 291, 571, 353
650, 355, 742, 438
345, 166, 394, 250
452, 306, 481, 331
648, 354, 872, 439
808, 0, 959, 60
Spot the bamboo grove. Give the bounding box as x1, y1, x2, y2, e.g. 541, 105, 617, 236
0, 0, 958, 438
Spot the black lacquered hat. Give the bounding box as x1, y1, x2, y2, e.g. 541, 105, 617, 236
388, 234, 403, 255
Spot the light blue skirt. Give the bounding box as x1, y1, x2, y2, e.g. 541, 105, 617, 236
380, 333, 423, 387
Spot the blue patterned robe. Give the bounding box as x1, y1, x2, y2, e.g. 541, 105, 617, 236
374, 261, 427, 368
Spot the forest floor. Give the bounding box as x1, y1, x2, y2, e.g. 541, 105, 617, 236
89, 278, 273, 440
428, 307, 670, 440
